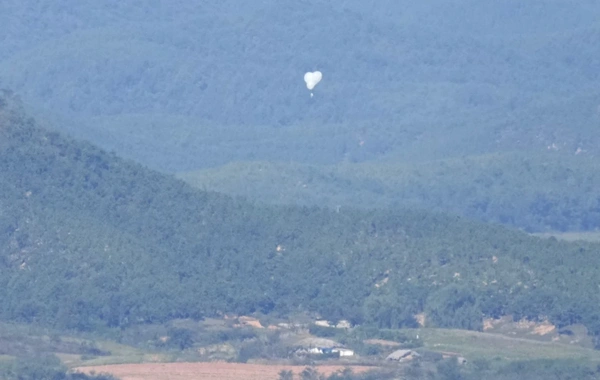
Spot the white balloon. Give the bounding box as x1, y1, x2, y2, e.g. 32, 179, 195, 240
304, 71, 322, 91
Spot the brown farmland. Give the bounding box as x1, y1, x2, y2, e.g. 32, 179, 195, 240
75, 362, 377, 380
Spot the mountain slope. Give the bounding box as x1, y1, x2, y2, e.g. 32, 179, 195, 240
0, 0, 599, 172
178, 153, 600, 232
1, 0, 598, 234
2, 91, 600, 344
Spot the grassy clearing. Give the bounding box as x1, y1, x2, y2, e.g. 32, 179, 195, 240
0, 321, 168, 369
63, 352, 172, 368
0, 356, 14, 375
0, 355, 14, 363
403, 328, 600, 363
3, 318, 600, 371
532, 231, 600, 243
61, 340, 169, 368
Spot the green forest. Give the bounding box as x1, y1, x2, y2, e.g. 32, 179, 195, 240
0, 353, 116, 380
3, 91, 600, 346
1, 2, 600, 378
179, 153, 600, 232
1, 0, 599, 234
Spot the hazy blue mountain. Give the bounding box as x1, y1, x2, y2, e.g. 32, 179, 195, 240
0, 0, 598, 172
1, 1, 599, 233
179, 152, 600, 232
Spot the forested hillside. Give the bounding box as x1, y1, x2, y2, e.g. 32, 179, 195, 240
180, 153, 600, 232
1, 0, 599, 171
3, 92, 600, 346
1, 0, 598, 234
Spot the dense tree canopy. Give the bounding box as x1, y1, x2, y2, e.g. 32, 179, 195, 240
0, 0, 598, 169
179, 153, 600, 232
2, 92, 600, 347
1, 1, 599, 233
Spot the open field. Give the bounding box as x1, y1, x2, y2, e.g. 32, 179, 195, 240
532, 231, 600, 243
57, 351, 172, 368
406, 328, 600, 363
4, 317, 600, 379
75, 362, 377, 380
0, 321, 172, 368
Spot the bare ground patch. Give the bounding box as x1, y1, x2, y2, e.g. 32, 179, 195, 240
364, 339, 401, 347
75, 362, 377, 380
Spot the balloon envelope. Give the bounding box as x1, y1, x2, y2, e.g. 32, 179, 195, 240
304, 71, 322, 90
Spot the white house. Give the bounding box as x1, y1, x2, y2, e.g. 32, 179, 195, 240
335, 320, 352, 329
333, 348, 355, 357
315, 320, 331, 327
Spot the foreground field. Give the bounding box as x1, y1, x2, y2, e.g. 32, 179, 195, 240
408, 328, 600, 362
75, 363, 376, 380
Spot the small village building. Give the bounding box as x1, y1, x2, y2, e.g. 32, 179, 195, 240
295, 337, 354, 357
333, 348, 355, 357
315, 320, 331, 327
335, 320, 352, 329
386, 349, 420, 362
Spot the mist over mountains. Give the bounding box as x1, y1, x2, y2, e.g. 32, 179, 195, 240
2, 4, 600, 379
1, 0, 599, 171
1, 0, 600, 350
2, 0, 599, 235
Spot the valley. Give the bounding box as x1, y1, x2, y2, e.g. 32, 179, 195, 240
1, 1, 600, 379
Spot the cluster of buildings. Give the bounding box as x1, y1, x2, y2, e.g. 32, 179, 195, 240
294, 337, 355, 358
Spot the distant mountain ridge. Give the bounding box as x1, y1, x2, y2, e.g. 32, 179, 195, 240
0, 0, 598, 172
1, 0, 598, 235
